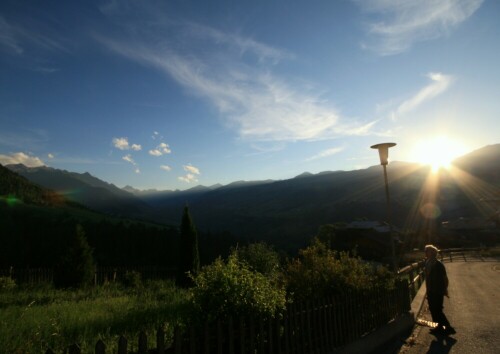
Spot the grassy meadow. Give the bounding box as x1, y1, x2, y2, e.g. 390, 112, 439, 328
0, 280, 188, 353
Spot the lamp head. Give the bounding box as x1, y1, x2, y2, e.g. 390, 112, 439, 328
371, 142, 397, 165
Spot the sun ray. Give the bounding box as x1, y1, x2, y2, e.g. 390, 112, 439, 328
446, 165, 500, 219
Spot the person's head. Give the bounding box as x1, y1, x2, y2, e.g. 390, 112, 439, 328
425, 245, 439, 260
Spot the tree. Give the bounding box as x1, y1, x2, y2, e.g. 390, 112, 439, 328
177, 206, 200, 287
54, 224, 95, 288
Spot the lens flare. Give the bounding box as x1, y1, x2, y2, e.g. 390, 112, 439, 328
420, 203, 441, 219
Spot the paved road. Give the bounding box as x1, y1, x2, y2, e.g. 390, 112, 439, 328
397, 260, 500, 354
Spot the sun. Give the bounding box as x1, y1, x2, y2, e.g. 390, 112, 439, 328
410, 136, 468, 172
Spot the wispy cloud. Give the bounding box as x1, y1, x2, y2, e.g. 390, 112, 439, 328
0, 152, 45, 167
160, 165, 171, 171
355, 0, 483, 55
178, 173, 198, 183
178, 163, 200, 183
0, 129, 49, 151
96, 9, 376, 142
149, 142, 171, 156
0, 15, 70, 56
112, 137, 142, 151
307, 147, 344, 161
122, 154, 136, 165
47, 153, 54, 159
391, 72, 453, 121
183, 164, 200, 175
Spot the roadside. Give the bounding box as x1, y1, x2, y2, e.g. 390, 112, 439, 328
391, 260, 500, 354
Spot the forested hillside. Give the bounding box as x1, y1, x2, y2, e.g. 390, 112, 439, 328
0, 164, 180, 268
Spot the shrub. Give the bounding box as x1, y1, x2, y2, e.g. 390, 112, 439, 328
189, 254, 286, 321
234, 242, 281, 279
286, 238, 394, 301
0, 276, 16, 290
122, 271, 142, 289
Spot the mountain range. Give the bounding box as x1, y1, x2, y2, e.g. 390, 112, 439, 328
4, 144, 499, 251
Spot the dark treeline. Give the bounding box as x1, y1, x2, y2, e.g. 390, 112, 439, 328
0, 203, 242, 270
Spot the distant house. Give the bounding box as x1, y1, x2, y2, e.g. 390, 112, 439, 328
441, 217, 496, 230
441, 217, 499, 247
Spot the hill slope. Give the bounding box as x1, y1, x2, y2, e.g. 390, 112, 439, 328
6, 164, 155, 219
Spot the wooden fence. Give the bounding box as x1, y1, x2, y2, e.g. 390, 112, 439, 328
0, 266, 176, 285
44, 280, 410, 354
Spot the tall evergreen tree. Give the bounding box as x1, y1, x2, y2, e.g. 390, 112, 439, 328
54, 224, 95, 288
177, 206, 200, 287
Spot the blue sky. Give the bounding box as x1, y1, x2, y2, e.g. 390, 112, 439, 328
1, 0, 499, 190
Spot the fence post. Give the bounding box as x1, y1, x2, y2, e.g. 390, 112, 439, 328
118, 335, 127, 354
95, 339, 106, 354
68, 344, 81, 354
157, 327, 165, 354
228, 316, 235, 354
138, 331, 148, 354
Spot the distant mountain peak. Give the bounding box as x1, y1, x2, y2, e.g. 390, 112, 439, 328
294, 172, 313, 179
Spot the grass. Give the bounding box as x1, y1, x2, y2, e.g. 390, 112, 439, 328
0, 280, 189, 353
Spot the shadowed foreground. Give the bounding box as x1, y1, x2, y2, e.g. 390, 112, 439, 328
397, 260, 500, 354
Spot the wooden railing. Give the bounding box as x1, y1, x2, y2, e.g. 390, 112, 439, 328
439, 247, 486, 263
397, 261, 425, 303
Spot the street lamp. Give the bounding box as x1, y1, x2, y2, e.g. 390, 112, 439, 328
371, 142, 397, 271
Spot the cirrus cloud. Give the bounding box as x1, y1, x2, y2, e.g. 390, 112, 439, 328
355, 0, 484, 55
391, 72, 454, 121
306, 146, 344, 161
96, 9, 377, 143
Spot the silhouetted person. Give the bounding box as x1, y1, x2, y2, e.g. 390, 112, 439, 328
425, 244, 456, 335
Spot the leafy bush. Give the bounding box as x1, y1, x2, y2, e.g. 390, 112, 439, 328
286, 238, 394, 301
0, 276, 16, 290
234, 242, 281, 279
122, 271, 142, 289
189, 254, 286, 321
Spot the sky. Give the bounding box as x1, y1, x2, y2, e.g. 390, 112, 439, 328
0, 0, 499, 191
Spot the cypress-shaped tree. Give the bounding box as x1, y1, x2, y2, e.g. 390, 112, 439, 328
54, 224, 96, 288
177, 206, 200, 287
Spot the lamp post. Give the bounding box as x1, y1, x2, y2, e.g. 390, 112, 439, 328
371, 142, 397, 271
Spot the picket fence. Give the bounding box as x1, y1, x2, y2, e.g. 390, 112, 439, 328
44, 281, 411, 354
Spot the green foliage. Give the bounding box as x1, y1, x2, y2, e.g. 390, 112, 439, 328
189, 254, 286, 321
286, 238, 395, 301
177, 206, 200, 287
122, 271, 142, 289
0, 280, 188, 353
54, 225, 96, 288
234, 242, 281, 279
0, 276, 16, 291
